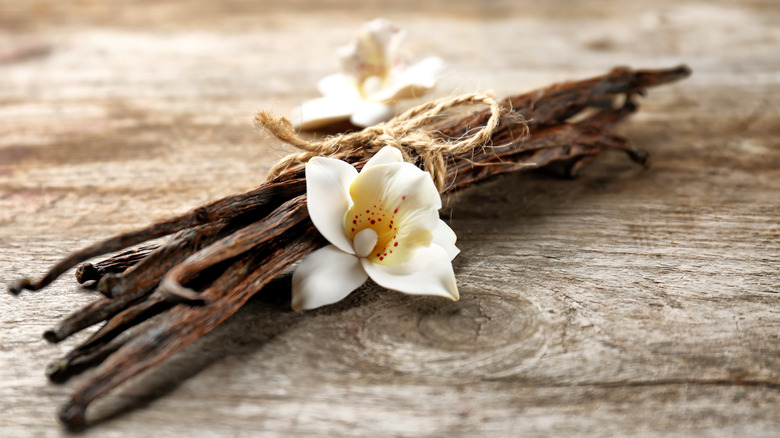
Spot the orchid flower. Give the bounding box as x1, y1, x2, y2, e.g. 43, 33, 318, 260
291, 18, 444, 130
291, 146, 459, 311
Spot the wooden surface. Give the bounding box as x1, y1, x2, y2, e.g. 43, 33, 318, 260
1, 1, 778, 436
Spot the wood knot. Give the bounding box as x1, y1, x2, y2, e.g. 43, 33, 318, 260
328, 292, 548, 378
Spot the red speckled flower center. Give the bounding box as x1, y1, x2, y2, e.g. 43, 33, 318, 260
346, 196, 406, 264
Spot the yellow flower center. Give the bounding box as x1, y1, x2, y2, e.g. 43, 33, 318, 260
345, 195, 406, 265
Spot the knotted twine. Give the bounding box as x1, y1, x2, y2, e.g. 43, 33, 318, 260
255, 93, 506, 192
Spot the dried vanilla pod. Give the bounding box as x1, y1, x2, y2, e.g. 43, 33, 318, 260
8, 65, 691, 428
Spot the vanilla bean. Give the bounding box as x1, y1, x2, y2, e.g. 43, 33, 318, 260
21, 66, 683, 296
42, 224, 223, 343
46, 294, 171, 382
433, 65, 691, 138
9, 178, 306, 294
57, 107, 641, 425
42, 286, 154, 344
158, 196, 308, 303
44, 200, 309, 342
443, 105, 640, 192
506, 65, 691, 130
46, 338, 127, 385
52, 116, 603, 342
7, 66, 691, 429
49, 199, 310, 381
96, 220, 230, 298
75, 245, 159, 284
60, 222, 324, 428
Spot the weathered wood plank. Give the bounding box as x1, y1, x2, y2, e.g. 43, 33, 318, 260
1, 0, 778, 436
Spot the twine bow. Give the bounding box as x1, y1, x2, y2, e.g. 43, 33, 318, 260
256, 93, 505, 191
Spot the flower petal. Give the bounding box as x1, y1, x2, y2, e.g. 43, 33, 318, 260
347, 161, 441, 265
432, 219, 460, 261
349, 101, 395, 127
317, 73, 361, 99
363, 145, 404, 170
306, 156, 358, 254
372, 57, 444, 102
291, 245, 368, 311
291, 96, 357, 130
361, 244, 458, 300
339, 18, 405, 83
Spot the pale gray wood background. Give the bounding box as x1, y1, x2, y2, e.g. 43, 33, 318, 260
1, 0, 778, 436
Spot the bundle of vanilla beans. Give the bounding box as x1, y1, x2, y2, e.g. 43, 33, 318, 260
9, 65, 690, 428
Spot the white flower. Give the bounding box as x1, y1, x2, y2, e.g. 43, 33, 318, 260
291, 146, 460, 311
292, 18, 444, 130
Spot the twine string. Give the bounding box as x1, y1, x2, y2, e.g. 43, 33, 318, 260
256, 93, 505, 191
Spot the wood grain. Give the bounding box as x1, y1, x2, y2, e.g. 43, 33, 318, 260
1, 0, 778, 436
